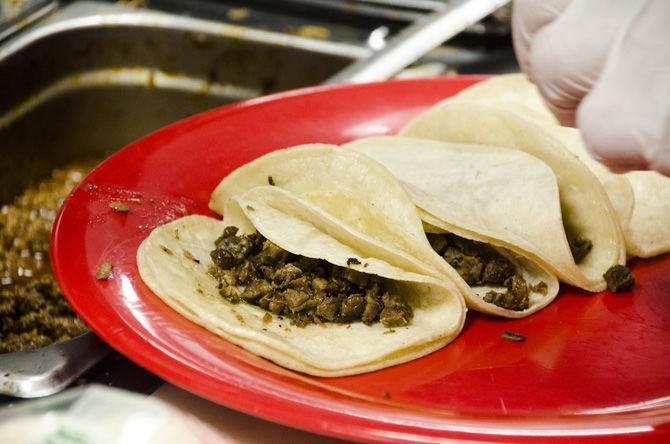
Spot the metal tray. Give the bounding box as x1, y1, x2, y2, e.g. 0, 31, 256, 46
0, 0, 363, 397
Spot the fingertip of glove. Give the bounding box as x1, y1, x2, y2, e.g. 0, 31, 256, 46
512, 0, 573, 79
577, 98, 649, 173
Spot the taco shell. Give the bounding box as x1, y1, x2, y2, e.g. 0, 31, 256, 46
211, 144, 555, 317
400, 101, 626, 291
137, 187, 465, 377
448, 74, 669, 258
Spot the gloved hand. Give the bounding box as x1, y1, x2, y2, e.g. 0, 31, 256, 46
512, 0, 670, 175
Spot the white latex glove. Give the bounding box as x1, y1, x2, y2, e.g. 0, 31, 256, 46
512, 0, 670, 175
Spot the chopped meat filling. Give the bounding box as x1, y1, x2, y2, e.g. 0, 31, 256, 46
209, 229, 413, 328
428, 233, 540, 311
568, 234, 593, 263
603, 265, 635, 292
483, 275, 530, 311
0, 276, 89, 354
1, 165, 92, 353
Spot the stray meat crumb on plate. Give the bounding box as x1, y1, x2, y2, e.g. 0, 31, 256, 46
96, 262, 113, 280
109, 201, 130, 213
501, 331, 526, 342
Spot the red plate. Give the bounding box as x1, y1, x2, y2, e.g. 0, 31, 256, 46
52, 77, 670, 443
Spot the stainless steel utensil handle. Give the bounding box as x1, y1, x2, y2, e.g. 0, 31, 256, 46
325, 0, 510, 84
0, 333, 109, 398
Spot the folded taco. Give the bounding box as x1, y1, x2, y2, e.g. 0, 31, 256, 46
400, 99, 626, 292
137, 185, 465, 376
345, 134, 566, 307
209, 144, 556, 318
445, 74, 670, 259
